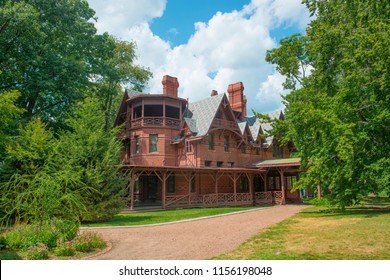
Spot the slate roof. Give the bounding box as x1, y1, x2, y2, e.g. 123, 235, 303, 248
185, 93, 225, 137
245, 111, 283, 146
238, 121, 247, 135
245, 116, 262, 142
125, 89, 144, 99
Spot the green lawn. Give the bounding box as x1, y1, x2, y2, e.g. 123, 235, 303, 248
213, 199, 390, 260
83, 207, 259, 227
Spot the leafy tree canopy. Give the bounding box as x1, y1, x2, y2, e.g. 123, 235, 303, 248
0, 0, 151, 128
265, 0, 390, 207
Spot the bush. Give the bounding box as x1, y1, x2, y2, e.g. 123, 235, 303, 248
74, 232, 105, 252
4, 219, 79, 250
26, 243, 48, 260
53, 240, 75, 257
0, 235, 7, 250
55, 220, 79, 241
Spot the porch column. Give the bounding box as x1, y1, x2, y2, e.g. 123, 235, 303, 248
129, 171, 136, 210
233, 173, 237, 204
162, 172, 167, 209
280, 169, 286, 205
248, 173, 254, 205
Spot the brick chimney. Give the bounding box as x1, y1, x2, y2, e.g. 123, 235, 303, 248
211, 90, 218, 96
162, 75, 179, 97
227, 82, 247, 119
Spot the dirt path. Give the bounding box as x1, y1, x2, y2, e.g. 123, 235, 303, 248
82, 205, 308, 260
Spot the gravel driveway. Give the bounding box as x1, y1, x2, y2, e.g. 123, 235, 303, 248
82, 205, 308, 260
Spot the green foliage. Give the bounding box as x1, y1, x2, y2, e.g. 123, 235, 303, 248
0, 235, 7, 250
265, 34, 311, 90
0, 120, 88, 224
89, 33, 152, 129
73, 232, 106, 253
0, 0, 151, 129
265, 0, 390, 208
0, 251, 22, 260
4, 219, 78, 250
57, 98, 128, 222
53, 240, 75, 257
5, 223, 55, 250
26, 243, 49, 260
0, 89, 25, 158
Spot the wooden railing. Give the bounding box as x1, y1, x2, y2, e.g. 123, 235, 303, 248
211, 119, 238, 130
131, 117, 181, 129
272, 191, 283, 205
255, 191, 284, 205
255, 191, 273, 205
165, 193, 252, 209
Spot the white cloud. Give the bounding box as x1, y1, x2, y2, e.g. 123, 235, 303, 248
87, 0, 311, 114
256, 72, 289, 113
88, 0, 167, 38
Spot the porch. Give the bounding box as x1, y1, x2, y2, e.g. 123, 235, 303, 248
122, 164, 301, 210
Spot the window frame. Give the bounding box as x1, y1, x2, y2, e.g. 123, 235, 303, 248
149, 134, 158, 153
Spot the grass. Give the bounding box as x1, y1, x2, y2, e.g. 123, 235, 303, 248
83, 207, 259, 227
213, 199, 390, 260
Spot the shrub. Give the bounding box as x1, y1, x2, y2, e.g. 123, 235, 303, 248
53, 240, 75, 257
26, 243, 48, 260
0, 235, 7, 250
5, 223, 57, 250
73, 232, 105, 252
4, 219, 79, 250
55, 219, 79, 241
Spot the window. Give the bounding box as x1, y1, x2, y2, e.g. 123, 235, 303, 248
217, 161, 223, 167
144, 105, 163, 117
135, 136, 140, 154
227, 162, 234, 168
240, 175, 249, 191
149, 134, 158, 153
204, 160, 211, 167
133, 106, 142, 119
168, 175, 175, 193
165, 105, 180, 119
272, 144, 283, 158
185, 141, 193, 153
241, 146, 246, 154
256, 147, 260, 155
224, 136, 229, 152
190, 173, 195, 192
208, 133, 214, 150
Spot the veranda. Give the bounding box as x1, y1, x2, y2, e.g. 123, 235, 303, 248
123, 165, 301, 210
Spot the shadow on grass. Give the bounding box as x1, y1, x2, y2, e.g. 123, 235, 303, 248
299, 205, 390, 219
83, 215, 155, 227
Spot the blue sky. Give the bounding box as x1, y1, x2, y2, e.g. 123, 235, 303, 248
87, 0, 311, 113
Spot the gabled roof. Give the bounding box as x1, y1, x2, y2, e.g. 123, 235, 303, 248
261, 111, 284, 146
238, 121, 247, 135
183, 117, 198, 134
184, 94, 225, 137
245, 116, 262, 142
